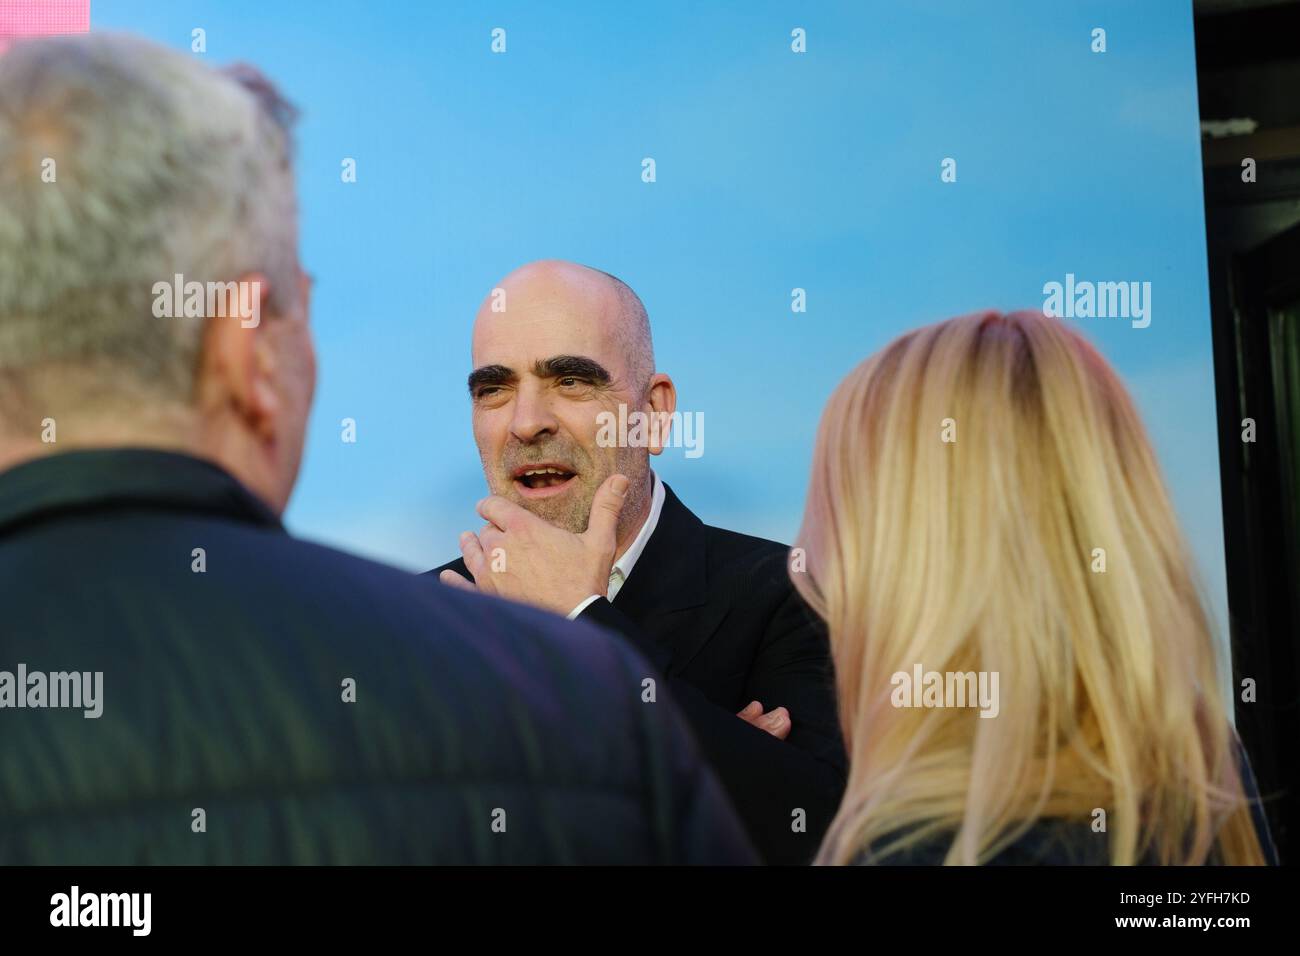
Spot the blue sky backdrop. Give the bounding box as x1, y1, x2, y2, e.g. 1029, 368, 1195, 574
90, 1, 1226, 632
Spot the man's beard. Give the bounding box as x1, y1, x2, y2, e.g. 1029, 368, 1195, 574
485, 439, 651, 540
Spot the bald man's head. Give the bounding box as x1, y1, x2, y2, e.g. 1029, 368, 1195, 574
594, 269, 655, 402
474, 260, 654, 397
465, 260, 676, 550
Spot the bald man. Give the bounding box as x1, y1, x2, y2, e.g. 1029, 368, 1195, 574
431, 260, 847, 864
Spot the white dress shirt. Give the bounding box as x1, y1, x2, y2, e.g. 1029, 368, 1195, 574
567, 471, 665, 619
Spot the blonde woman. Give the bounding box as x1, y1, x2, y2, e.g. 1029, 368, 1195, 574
792, 309, 1274, 865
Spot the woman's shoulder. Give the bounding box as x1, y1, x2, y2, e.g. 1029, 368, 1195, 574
853, 819, 1110, 866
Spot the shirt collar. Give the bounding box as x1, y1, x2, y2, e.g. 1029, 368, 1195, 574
611, 470, 665, 586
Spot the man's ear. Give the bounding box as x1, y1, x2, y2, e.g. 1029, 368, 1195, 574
195, 272, 277, 440
645, 372, 677, 456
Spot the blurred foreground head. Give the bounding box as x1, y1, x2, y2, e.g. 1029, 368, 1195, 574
0, 33, 313, 512
795, 310, 1265, 865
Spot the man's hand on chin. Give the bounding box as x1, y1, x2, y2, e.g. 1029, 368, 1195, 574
438, 473, 628, 616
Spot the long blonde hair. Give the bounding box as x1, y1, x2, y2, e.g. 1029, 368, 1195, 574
794, 310, 1264, 865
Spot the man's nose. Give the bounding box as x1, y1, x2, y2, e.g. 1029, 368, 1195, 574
509, 386, 559, 443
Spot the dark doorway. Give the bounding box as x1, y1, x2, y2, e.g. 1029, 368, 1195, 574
1197, 0, 1300, 863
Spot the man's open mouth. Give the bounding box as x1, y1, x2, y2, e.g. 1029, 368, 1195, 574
511, 464, 578, 496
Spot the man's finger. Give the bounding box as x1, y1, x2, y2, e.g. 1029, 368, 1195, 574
439, 569, 478, 592
760, 706, 791, 740
458, 530, 491, 584
584, 473, 629, 548
478, 523, 505, 555
736, 700, 763, 720
476, 494, 532, 533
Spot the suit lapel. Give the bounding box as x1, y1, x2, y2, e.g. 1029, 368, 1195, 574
613, 483, 730, 672
611, 482, 707, 615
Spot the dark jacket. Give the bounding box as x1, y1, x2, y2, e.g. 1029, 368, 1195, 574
0, 449, 757, 865
434, 481, 848, 864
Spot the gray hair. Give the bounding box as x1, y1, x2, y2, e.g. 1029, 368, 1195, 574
0, 33, 298, 424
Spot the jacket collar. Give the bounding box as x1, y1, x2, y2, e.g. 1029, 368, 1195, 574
0, 448, 283, 538
610, 480, 709, 617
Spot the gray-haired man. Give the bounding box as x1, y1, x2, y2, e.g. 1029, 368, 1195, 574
0, 33, 754, 865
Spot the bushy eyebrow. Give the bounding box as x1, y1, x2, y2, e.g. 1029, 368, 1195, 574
467, 355, 612, 394
467, 364, 514, 394
534, 355, 612, 385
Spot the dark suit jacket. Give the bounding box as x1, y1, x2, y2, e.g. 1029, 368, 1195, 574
0, 450, 756, 865
433, 481, 848, 864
